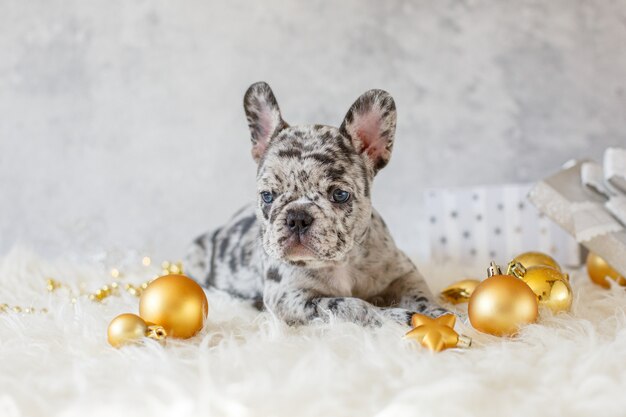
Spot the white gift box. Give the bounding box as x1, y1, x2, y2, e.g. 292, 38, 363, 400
425, 183, 581, 266
528, 157, 626, 277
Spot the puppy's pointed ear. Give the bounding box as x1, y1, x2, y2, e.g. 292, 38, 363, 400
244, 82, 288, 162
340, 89, 397, 173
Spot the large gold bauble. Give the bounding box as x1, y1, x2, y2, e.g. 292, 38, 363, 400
521, 266, 572, 313
440, 279, 481, 304
139, 274, 208, 339
468, 274, 538, 336
513, 251, 561, 271
107, 313, 148, 348
586, 253, 626, 289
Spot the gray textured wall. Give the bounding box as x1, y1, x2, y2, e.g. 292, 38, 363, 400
1, 0, 625, 260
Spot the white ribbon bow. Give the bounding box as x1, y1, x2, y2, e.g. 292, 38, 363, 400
573, 148, 626, 242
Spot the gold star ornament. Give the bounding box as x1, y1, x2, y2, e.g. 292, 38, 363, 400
405, 313, 472, 352
440, 279, 481, 304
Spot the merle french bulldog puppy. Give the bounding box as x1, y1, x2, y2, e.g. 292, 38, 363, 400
186, 82, 448, 326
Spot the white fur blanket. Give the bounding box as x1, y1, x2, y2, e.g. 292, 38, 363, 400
1, 248, 626, 417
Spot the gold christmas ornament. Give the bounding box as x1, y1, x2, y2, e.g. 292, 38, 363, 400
468, 262, 538, 336
586, 252, 626, 289
440, 279, 481, 304
405, 313, 471, 352
512, 251, 561, 271
507, 262, 572, 313
0, 303, 47, 314
45, 257, 182, 306
139, 274, 208, 339
107, 313, 167, 348
46, 278, 62, 292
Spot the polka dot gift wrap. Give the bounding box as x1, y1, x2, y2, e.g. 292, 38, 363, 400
425, 183, 581, 266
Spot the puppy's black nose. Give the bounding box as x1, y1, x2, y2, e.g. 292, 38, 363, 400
286, 209, 314, 234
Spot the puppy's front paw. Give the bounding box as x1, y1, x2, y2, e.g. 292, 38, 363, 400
378, 308, 416, 327
405, 311, 416, 326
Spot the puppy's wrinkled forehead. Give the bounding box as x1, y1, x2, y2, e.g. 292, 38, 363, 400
258, 125, 370, 197
244, 81, 397, 189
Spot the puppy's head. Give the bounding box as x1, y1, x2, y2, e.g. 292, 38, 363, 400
244, 82, 396, 267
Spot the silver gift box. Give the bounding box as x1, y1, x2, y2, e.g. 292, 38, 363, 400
529, 161, 626, 276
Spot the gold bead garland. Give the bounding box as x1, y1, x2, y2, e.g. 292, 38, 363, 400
0, 303, 48, 314
1, 256, 184, 313
46, 278, 62, 292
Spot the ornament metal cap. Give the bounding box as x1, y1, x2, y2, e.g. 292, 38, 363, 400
487, 261, 503, 277
457, 334, 472, 349
146, 324, 167, 342
506, 261, 527, 279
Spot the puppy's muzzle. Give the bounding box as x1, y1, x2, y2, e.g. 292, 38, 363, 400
286, 209, 314, 235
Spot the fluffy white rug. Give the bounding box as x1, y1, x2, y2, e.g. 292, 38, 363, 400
1, 248, 626, 417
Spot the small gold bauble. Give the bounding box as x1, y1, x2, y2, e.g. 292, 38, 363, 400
513, 251, 561, 271
107, 313, 149, 348
468, 263, 538, 336
139, 274, 208, 339
440, 279, 481, 304
520, 266, 572, 313
586, 252, 626, 289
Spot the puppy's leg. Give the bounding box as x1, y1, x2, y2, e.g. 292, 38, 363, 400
381, 270, 450, 318
264, 282, 416, 326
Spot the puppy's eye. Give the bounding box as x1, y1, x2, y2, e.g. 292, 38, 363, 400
260, 191, 274, 204
330, 189, 351, 203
